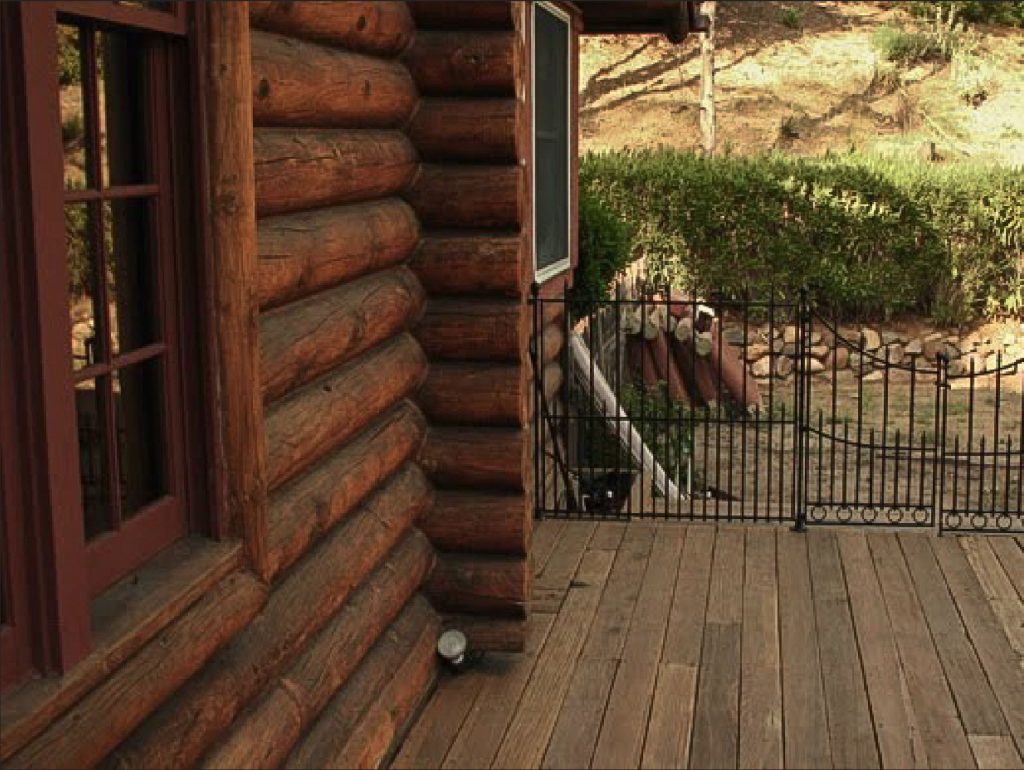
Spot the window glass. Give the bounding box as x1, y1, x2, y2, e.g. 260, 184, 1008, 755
107, 198, 158, 355
115, 360, 167, 517
75, 378, 112, 539
67, 202, 101, 371
59, 24, 92, 191
97, 29, 150, 187
534, 5, 570, 277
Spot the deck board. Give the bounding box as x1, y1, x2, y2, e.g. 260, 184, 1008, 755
393, 523, 1024, 770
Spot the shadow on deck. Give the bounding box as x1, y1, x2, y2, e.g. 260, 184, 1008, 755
391, 521, 1024, 769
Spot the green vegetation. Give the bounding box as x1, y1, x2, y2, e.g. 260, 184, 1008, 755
780, 6, 805, 31
871, 22, 968, 64
574, 186, 635, 308
908, 1, 1024, 28
580, 150, 1024, 324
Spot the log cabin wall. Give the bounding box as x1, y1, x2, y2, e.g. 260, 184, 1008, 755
104, 5, 441, 768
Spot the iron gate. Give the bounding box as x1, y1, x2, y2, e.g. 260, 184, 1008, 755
531, 284, 1024, 534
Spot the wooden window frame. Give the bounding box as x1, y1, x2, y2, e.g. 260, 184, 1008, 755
532, 1, 573, 284
0, 0, 213, 683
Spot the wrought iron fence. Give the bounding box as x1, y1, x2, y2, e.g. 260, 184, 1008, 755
532, 281, 1023, 535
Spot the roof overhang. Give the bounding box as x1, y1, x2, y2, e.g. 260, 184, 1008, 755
576, 1, 709, 43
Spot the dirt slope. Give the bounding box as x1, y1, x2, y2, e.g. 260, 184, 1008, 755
580, 1, 1024, 166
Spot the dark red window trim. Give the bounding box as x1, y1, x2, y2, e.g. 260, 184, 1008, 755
0, 0, 209, 684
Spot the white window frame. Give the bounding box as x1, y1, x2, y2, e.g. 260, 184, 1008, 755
531, 0, 572, 283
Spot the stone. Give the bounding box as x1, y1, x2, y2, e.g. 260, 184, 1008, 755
885, 343, 904, 366
745, 343, 771, 363
810, 345, 830, 359
827, 347, 850, 370
986, 353, 1003, 372
751, 356, 772, 378
882, 331, 905, 346
940, 342, 961, 361
860, 328, 882, 351
962, 353, 986, 374
848, 352, 870, 373
808, 358, 826, 374
724, 326, 746, 347
862, 370, 884, 382
783, 325, 799, 344
809, 330, 823, 346
905, 339, 924, 357
775, 356, 794, 379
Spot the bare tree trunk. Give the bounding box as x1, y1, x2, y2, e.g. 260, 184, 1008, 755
700, 0, 717, 157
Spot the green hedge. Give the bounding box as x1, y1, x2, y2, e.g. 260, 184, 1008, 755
579, 150, 1024, 324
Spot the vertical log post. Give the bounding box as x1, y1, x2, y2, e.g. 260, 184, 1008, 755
203, 3, 269, 580
699, 0, 717, 157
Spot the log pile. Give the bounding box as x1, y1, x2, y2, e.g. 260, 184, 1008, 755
622, 293, 763, 411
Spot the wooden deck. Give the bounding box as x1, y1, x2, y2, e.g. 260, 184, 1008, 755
392, 521, 1024, 769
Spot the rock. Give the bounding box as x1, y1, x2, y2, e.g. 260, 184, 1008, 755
882, 331, 905, 346
775, 356, 794, 379
962, 353, 986, 374
783, 325, 799, 344
986, 353, 1003, 372
923, 333, 944, 361
946, 358, 965, 376
862, 370, 884, 383
808, 358, 826, 374
940, 342, 961, 361
782, 343, 797, 357
810, 345, 830, 359
809, 330, 823, 346
885, 344, 904, 366
827, 347, 850, 370
1003, 333, 1017, 348
771, 337, 785, 354
905, 339, 924, 357
860, 328, 882, 351
724, 326, 746, 347
751, 356, 772, 378
848, 352, 870, 373
745, 343, 771, 363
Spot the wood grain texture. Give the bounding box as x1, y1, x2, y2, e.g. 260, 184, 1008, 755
251, 30, 416, 128
110, 470, 429, 770
426, 553, 529, 617
266, 401, 426, 580
418, 362, 528, 427
203, 0, 269, 577
390, 670, 484, 770
11, 573, 266, 770
419, 490, 528, 555
408, 98, 517, 162
0, 540, 242, 762
284, 595, 440, 770
249, 1, 415, 55
254, 128, 417, 218
198, 536, 435, 769
409, 2, 513, 30
405, 164, 521, 229
420, 427, 528, 492
265, 333, 427, 490
410, 233, 524, 299
440, 613, 527, 653
402, 31, 515, 96
257, 199, 419, 310
416, 298, 527, 363
260, 267, 425, 404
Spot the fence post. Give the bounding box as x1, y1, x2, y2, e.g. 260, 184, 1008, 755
793, 287, 810, 532
935, 352, 950, 534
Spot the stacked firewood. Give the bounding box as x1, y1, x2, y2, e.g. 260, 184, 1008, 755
622, 293, 763, 411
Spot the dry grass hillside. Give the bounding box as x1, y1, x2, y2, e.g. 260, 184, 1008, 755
580, 1, 1024, 166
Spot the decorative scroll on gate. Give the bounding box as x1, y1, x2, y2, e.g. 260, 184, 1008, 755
532, 282, 1023, 534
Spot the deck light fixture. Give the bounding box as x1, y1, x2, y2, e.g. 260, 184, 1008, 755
437, 629, 468, 669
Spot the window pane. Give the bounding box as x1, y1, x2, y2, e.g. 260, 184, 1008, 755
107, 198, 159, 355
59, 24, 93, 190
114, 0, 175, 12
98, 29, 150, 187
534, 6, 570, 274
76, 378, 112, 539
67, 203, 102, 371
114, 360, 167, 517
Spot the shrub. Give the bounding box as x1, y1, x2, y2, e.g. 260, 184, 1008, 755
872, 24, 949, 64
573, 187, 635, 312
780, 6, 805, 30
908, 1, 1024, 28
580, 150, 1024, 325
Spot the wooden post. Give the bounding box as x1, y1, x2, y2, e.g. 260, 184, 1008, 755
699, 1, 717, 157
203, 3, 269, 580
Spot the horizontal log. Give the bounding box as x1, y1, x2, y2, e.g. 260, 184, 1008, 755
12, 573, 266, 770
405, 164, 520, 229
266, 333, 428, 491
251, 31, 416, 129
111, 469, 431, 770
266, 401, 426, 580
539, 322, 566, 365
410, 233, 524, 298
426, 554, 529, 617
257, 199, 419, 310
403, 31, 514, 96
420, 426, 527, 491
419, 490, 528, 555
418, 362, 526, 427
408, 98, 516, 162
260, 267, 425, 404
283, 595, 439, 769
198, 534, 435, 769
416, 298, 526, 363
0, 539, 242, 762
409, 2, 513, 29
254, 129, 417, 218
442, 613, 526, 653
249, 1, 415, 56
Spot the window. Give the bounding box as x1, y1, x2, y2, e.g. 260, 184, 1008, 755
0, 1, 203, 684
532, 2, 571, 282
